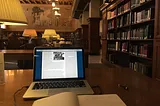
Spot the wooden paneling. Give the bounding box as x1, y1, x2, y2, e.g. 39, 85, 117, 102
81, 25, 89, 49
88, 18, 101, 55
154, 0, 160, 38
153, 39, 160, 79
101, 8, 108, 63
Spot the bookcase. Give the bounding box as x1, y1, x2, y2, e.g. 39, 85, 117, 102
101, 0, 155, 77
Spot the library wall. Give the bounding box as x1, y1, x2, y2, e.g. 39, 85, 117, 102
7, 4, 75, 32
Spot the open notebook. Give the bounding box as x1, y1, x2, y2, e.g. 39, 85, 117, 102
32, 92, 126, 106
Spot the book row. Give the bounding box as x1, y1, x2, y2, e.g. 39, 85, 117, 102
131, 25, 153, 39
129, 62, 152, 76
117, 13, 130, 27
129, 44, 152, 58
107, 9, 116, 19
108, 42, 152, 58
132, 8, 153, 24
131, 0, 152, 8
118, 2, 130, 15
107, 25, 153, 40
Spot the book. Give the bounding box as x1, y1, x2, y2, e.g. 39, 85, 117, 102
129, 62, 152, 77
32, 92, 126, 106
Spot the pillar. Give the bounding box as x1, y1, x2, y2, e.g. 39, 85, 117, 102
81, 11, 89, 50
88, 0, 101, 55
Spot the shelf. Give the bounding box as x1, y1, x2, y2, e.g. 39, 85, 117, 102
107, 16, 116, 21
107, 39, 129, 41
108, 49, 118, 52
129, 39, 153, 42
107, 39, 153, 42
131, 0, 154, 12
117, 9, 130, 18
131, 19, 154, 27
117, 24, 130, 29
130, 54, 152, 61
108, 28, 116, 31
105, 0, 122, 11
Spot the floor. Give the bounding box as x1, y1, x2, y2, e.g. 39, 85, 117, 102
89, 55, 102, 64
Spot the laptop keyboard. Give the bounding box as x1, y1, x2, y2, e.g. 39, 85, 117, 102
32, 80, 86, 90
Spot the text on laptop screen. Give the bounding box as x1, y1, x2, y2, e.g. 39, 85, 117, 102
34, 48, 84, 80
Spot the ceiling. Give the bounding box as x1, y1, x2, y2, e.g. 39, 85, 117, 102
19, 0, 89, 19
19, 0, 73, 5
72, 0, 90, 19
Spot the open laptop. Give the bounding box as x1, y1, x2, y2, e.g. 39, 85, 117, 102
23, 47, 94, 99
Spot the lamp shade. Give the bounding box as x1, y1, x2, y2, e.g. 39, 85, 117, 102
0, 0, 27, 25
23, 29, 37, 37
43, 29, 57, 37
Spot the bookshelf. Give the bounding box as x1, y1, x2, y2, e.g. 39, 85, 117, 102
100, 0, 155, 77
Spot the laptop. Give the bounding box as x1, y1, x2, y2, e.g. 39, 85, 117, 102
23, 47, 94, 99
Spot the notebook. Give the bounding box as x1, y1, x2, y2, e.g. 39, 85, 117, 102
23, 47, 94, 99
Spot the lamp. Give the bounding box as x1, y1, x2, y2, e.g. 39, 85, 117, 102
22, 29, 37, 37
0, 0, 27, 25
42, 29, 58, 38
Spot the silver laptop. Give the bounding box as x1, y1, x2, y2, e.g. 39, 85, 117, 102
23, 47, 94, 99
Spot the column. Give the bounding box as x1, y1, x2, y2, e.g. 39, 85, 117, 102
88, 0, 101, 55
81, 11, 89, 50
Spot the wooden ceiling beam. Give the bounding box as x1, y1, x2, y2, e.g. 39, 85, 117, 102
26, 0, 31, 4
20, 0, 26, 4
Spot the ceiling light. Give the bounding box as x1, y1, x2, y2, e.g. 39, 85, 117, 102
52, 7, 60, 11
55, 11, 61, 16
52, 2, 56, 7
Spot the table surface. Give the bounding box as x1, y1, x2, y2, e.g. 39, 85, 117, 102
0, 69, 125, 106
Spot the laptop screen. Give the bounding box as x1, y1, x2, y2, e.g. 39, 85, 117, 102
33, 48, 84, 81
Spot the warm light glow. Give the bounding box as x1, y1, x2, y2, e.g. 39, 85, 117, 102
42, 29, 60, 39
0, 0, 27, 25
55, 11, 61, 16
23, 29, 37, 37
52, 7, 60, 11
52, 2, 56, 7
8, 70, 15, 76
43, 29, 57, 36
1, 24, 6, 29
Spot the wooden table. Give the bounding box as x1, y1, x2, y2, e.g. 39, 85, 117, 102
0, 50, 33, 61
0, 68, 126, 106
1, 67, 160, 106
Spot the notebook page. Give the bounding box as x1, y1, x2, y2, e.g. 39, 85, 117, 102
78, 94, 126, 106
32, 92, 79, 106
